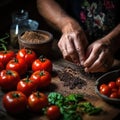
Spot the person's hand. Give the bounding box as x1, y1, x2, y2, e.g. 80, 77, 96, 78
83, 39, 114, 73
58, 22, 88, 65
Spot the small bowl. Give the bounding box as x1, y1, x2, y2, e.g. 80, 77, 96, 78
18, 30, 53, 57
95, 69, 120, 105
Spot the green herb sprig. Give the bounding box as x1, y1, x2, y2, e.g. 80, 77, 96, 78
0, 33, 9, 51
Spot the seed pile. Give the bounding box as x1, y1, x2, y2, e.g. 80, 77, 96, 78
57, 67, 87, 89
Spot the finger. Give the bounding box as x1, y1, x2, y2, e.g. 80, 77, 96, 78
74, 37, 86, 65
65, 36, 80, 64
84, 51, 108, 73
84, 48, 100, 68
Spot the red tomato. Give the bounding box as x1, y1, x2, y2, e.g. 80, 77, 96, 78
0, 62, 4, 71
108, 81, 117, 89
116, 77, 120, 87
0, 50, 15, 67
28, 91, 48, 112
109, 92, 118, 99
32, 56, 52, 73
99, 84, 107, 91
30, 70, 51, 89
100, 85, 111, 96
46, 105, 61, 120
2, 91, 27, 114
117, 88, 120, 98
0, 70, 20, 90
17, 77, 37, 97
6, 58, 27, 75
16, 48, 37, 69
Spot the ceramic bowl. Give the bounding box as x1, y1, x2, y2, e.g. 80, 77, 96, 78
95, 69, 120, 105
18, 30, 53, 57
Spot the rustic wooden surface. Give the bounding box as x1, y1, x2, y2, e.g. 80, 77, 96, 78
0, 58, 120, 120
0, 42, 120, 120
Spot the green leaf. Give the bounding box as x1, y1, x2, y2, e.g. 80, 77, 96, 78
78, 102, 102, 115
65, 93, 84, 104
48, 92, 65, 107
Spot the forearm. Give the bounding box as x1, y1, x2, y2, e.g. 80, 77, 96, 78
104, 24, 120, 54
37, 0, 81, 32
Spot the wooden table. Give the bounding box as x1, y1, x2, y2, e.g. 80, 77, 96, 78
0, 42, 120, 120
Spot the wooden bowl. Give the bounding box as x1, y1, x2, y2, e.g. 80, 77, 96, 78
18, 30, 53, 57
95, 69, 120, 105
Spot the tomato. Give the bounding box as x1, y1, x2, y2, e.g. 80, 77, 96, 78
32, 55, 52, 73
28, 91, 48, 112
108, 81, 117, 89
0, 50, 15, 67
100, 85, 111, 96
16, 48, 37, 69
116, 77, 120, 87
17, 77, 37, 97
0, 70, 20, 90
2, 91, 27, 114
109, 92, 118, 99
0, 62, 4, 71
118, 88, 120, 98
30, 70, 51, 89
46, 105, 61, 120
99, 84, 107, 91
6, 58, 27, 76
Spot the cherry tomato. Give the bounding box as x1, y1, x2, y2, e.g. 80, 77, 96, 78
108, 81, 117, 89
0, 70, 20, 90
117, 88, 120, 98
28, 91, 48, 112
0, 50, 15, 67
32, 55, 52, 73
0, 62, 4, 71
6, 58, 27, 76
99, 84, 107, 91
16, 48, 37, 69
46, 105, 61, 120
100, 85, 111, 96
116, 77, 120, 87
109, 92, 118, 99
17, 77, 37, 97
2, 91, 27, 114
30, 70, 51, 89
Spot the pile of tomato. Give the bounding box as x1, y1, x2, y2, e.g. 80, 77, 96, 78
0, 48, 61, 120
99, 77, 120, 99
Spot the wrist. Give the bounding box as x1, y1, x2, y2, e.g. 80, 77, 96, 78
61, 18, 81, 33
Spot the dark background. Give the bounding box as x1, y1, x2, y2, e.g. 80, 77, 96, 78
0, 0, 60, 39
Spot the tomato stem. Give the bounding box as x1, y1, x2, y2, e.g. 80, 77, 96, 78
36, 91, 41, 98
40, 70, 45, 76
39, 55, 46, 62
12, 93, 20, 98
26, 49, 32, 54
6, 70, 13, 75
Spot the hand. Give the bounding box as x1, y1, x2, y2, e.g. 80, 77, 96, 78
83, 39, 114, 73
58, 23, 88, 65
